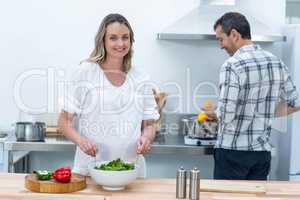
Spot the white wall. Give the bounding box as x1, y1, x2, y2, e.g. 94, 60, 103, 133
238, 0, 285, 32
0, 0, 201, 127
0, 0, 285, 128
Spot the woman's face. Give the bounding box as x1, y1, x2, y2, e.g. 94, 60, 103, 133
104, 22, 131, 60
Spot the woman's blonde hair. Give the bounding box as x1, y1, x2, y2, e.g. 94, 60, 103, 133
86, 13, 134, 73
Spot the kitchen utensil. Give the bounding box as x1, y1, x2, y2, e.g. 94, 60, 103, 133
181, 116, 217, 139
153, 89, 167, 133
25, 173, 86, 193
14, 122, 46, 142
189, 167, 200, 200
176, 166, 187, 199
88, 161, 138, 191
46, 126, 61, 136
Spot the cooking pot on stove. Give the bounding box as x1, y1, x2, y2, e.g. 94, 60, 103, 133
181, 116, 218, 139
14, 122, 46, 142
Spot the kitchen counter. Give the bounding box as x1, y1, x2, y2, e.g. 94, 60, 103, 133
1, 173, 300, 200
4, 133, 214, 154
3, 133, 214, 172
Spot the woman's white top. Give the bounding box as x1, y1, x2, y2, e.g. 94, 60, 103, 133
60, 62, 159, 175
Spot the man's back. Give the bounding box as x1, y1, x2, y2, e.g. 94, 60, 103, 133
213, 11, 299, 180
216, 44, 298, 151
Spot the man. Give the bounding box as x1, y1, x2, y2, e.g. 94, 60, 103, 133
208, 12, 300, 180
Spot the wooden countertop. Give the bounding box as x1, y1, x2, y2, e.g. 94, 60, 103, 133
1, 173, 300, 200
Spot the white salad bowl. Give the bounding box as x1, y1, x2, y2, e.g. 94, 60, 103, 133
88, 161, 139, 191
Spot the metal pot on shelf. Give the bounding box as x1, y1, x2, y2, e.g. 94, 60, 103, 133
14, 122, 46, 142
181, 116, 218, 139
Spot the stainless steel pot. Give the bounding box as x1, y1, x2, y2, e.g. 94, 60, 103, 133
14, 122, 46, 142
181, 116, 218, 139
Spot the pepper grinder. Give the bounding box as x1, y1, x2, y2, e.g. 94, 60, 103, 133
176, 166, 187, 199
189, 167, 200, 200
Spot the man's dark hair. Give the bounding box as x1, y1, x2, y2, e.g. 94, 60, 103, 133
214, 12, 251, 39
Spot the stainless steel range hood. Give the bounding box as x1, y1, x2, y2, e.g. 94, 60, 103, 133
157, 5, 286, 42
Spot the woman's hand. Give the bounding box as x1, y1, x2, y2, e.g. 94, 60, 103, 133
77, 137, 97, 157
137, 135, 152, 154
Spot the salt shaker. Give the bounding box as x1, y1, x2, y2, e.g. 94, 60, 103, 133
189, 167, 200, 200
176, 166, 187, 199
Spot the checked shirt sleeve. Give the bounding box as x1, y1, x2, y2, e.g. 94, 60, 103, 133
217, 62, 240, 126
280, 61, 299, 107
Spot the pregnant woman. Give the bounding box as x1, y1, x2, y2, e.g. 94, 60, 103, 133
58, 13, 159, 175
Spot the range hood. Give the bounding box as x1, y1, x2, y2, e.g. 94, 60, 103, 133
157, 4, 286, 42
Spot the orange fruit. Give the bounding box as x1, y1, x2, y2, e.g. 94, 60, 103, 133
197, 112, 209, 122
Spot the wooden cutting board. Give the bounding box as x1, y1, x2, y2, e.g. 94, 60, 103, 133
25, 173, 86, 193
22, 194, 105, 200
200, 180, 266, 194
46, 127, 62, 136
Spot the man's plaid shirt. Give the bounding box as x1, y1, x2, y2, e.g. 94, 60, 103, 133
215, 44, 298, 151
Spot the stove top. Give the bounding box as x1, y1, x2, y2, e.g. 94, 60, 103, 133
184, 136, 216, 146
